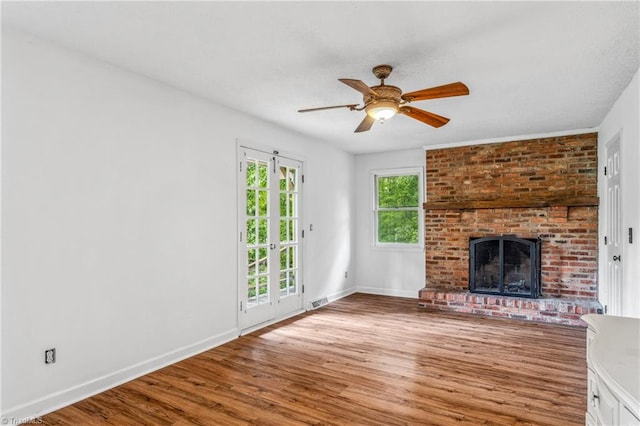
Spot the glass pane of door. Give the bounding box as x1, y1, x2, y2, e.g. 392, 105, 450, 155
279, 164, 299, 298
246, 157, 271, 308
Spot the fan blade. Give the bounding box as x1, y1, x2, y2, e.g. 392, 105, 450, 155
401, 82, 469, 102
399, 106, 450, 128
298, 104, 358, 113
354, 115, 375, 133
339, 79, 379, 97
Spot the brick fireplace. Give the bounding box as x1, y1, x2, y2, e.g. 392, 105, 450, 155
418, 133, 602, 326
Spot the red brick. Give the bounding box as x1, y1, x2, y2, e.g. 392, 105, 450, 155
424, 133, 598, 306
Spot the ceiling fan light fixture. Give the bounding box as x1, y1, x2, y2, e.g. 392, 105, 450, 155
366, 100, 398, 121
298, 65, 468, 132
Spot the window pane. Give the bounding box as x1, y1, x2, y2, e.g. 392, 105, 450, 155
280, 219, 287, 242
280, 246, 287, 269
258, 190, 268, 216
378, 175, 419, 208
258, 275, 269, 302
258, 247, 268, 266
258, 219, 268, 244
378, 210, 419, 243
248, 278, 257, 301
247, 249, 256, 276
246, 161, 257, 187
258, 163, 268, 188
288, 272, 296, 293
288, 193, 296, 217
288, 168, 297, 191
280, 193, 287, 217
258, 256, 268, 274
288, 246, 296, 268
246, 190, 256, 216
279, 166, 287, 190
246, 219, 256, 244
289, 220, 296, 242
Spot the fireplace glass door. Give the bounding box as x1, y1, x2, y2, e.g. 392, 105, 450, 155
469, 236, 541, 298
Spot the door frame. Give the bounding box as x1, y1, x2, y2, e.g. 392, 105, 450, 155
236, 140, 306, 334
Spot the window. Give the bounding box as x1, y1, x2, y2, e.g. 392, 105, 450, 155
373, 168, 424, 247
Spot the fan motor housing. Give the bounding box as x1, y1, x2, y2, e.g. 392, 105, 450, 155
364, 85, 402, 107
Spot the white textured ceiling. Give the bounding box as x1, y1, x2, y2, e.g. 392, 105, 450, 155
2, 1, 639, 154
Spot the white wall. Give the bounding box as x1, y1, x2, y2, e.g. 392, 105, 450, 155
598, 68, 640, 318
354, 149, 425, 298
1, 28, 355, 420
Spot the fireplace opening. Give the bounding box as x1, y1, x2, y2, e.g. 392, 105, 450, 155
469, 236, 541, 298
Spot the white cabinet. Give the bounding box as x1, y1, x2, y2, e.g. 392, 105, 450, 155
583, 315, 640, 426
588, 366, 622, 425
586, 367, 598, 425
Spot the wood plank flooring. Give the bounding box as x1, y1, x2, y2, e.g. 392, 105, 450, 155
41, 293, 587, 425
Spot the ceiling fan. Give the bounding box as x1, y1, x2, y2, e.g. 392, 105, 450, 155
298, 64, 469, 133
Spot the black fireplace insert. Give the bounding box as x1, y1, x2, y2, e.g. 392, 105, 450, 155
469, 236, 541, 298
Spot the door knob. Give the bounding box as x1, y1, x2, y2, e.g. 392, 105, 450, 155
613, 255, 621, 261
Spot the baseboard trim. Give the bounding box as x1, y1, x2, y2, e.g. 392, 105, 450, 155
327, 287, 357, 303
240, 287, 360, 336
2, 329, 239, 423
240, 308, 307, 336
356, 286, 419, 299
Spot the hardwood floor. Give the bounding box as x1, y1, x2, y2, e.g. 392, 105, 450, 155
42, 294, 587, 425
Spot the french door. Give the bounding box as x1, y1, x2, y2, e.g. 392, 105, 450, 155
238, 147, 303, 331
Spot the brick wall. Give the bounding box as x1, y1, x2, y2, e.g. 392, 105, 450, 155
424, 133, 598, 300
426, 133, 597, 203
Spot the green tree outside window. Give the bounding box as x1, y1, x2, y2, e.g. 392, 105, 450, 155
375, 172, 422, 245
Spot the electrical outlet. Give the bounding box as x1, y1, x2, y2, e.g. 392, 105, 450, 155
344, 271, 348, 278
45, 348, 56, 364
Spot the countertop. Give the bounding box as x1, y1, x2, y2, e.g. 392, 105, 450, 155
582, 314, 640, 419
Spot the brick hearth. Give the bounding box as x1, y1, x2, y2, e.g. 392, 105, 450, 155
418, 289, 601, 326
420, 133, 602, 326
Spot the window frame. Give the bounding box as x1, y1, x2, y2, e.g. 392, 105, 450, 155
371, 167, 425, 250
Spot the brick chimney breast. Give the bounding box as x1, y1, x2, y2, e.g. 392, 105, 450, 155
420, 133, 600, 326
